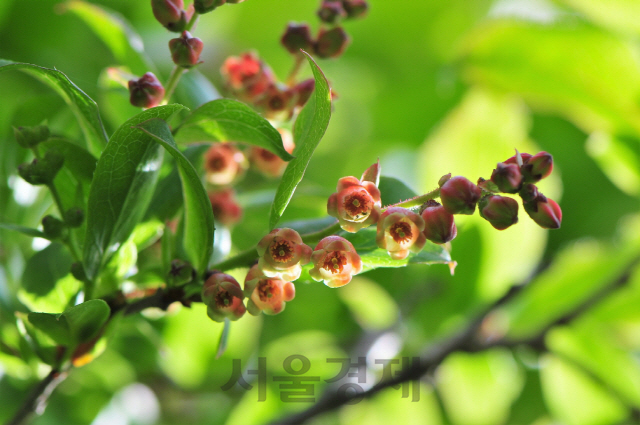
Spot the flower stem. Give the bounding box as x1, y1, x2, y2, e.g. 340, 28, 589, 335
162, 12, 199, 104
384, 187, 441, 210
286, 53, 305, 86
210, 247, 257, 272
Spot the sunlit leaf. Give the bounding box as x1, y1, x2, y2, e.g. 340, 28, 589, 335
21, 243, 73, 297
63, 299, 110, 344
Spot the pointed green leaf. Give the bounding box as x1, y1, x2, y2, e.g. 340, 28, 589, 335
62, 299, 110, 344
136, 117, 214, 274
175, 99, 293, 160
0, 223, 48, 239
22, 243, 73, 297
83, 105, 187, 280
269, 52, 332, 229
0, 60, 108, 155
64, 0, 153, 75
27, 312, 71, 346
378, 176, 419, 207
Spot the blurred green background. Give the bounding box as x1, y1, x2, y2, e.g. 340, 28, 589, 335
2, 0, 640, 424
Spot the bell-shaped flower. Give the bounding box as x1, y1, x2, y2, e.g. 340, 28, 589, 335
202, 272, 246, 322
244, 264, 295, 315
249, 129, 295, 178
309, 236, 362, 288
376, 207, 427, 260
209, 188, 242, 226
204, 142, 247, 186
327, 173, 381, 233
257, 228, 312, 281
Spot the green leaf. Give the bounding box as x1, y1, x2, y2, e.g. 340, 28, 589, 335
378, 176, 418, 207
21, 243, 73, 297
27, 312, 71, 346
136, 117, 214, 275
269, 53, 332, 229
175, 99, 292, 160
64, 0, 153, 75
62, 299, 110, 344
0, 222, 48, 239
460, 21, 640, 135
215, 318, 231, 359
0, 60, 108, 155
41, 137, 97, 183
83, 105, 187, 281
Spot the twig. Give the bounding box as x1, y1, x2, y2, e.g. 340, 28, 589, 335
5, 369, 67, 425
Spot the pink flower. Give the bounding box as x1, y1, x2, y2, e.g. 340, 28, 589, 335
204, 143, 247, 185
208, 188, 242, 226
256, 228, 312, 281
327, 175, 381, 233
221, 52, 274, 102
244, 264, 295, 315
376, 207, 426, 260
248, 128, 295, 178
202, 272, 246, 322
309, 236, 362, 288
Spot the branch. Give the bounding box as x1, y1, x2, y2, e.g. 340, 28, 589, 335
269, 256, 640, 425
5, 369, 68, 425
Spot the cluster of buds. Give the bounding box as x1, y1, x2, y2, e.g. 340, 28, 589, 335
151, 0, 194, 32
281, 23, 350, 60
317, 0, 368, 23
221, 53, 315, 120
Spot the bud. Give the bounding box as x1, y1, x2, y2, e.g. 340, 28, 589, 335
327, 173, 382, 233
169, 31, 204, 68
438, 173, 451, 188
202, 272, 246, 321
439, 176, 482, 215
420, 200, 457, 244
504, 150, 532, 167
151, 0, 187, 31
314, 27, 350, 58
64, 207, 84, 228
42, 215, 65, 239
518, 183, 540, 203
293, 78, 315, 108
193, 0, 225, 14
281, 23, 314, 55
523, 193, 562, 229
244, 264, 295, 315
221, 53, 274, 101
14, 125, 50, 148
128, 72, 165, 108
342, 0, 368, 18
18, 150, 64, 185
309, 236, 362, 288
491, 162, 523, 193
317, 1, 346, 24
70, 262, 87, 282
257, 228, 312, 281
167, 259, 195, 286
479, 195, 519, 230
208, 188, 242, 226
521, 151, 553, 183
376, 207, 427, 260
204, 143, 247, 185
249, 128, 294, 177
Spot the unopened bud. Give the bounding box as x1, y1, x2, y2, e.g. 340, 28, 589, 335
42, 215, 65, 239
169, 31, 204, 68
194, 0, 225, 13
519, 183, 540, 203
281, 23, 314, 55
151, 0, 187, 31
438, 173, 451, 188
14, 125, 49, 148
317, 1, 346, 24
421, 200, 457, 244
523, 193, 562, 229
64, 207, 84, 228
342, 0, 368, 18
491, 162, 522, 193
505, 150, 532, 167
439, 176, 482, 215
314, 27, 350, 58
479, 195, 519, 230
128, 72, 165, 108
18, 150, 64, 185
167, 259, 195, 286
521, 151, 553, 183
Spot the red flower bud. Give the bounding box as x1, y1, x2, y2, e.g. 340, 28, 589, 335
376, 207, 427, 260
342, 0, 368, 18
327, 173, 382, 233
204, 143, 247, 185
518, 183, 540, 203
439, 176, 482, 215
479, 195, 519, 230
169, 31, 204, 68
317, 1, 346, 24
249, 129, 294, 177
281, 23, 314, 55
151, 0, 185, 31
128, 72, 165, 108
314, 27, 350, 58
309, 236, 362, 287
491, 162, 523, 193
202, 272, 246, 322
257, 228, 312, 281
420, 200, 457, 244
504, 151, 532, 167
521, 151, 553, 183
209, 188, 242, 226
523, 193, 562, 229
244, 264, 295, 315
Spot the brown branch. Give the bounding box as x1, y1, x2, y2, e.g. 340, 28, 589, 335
5, 369, 68, 425
269, 256, 640, 425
